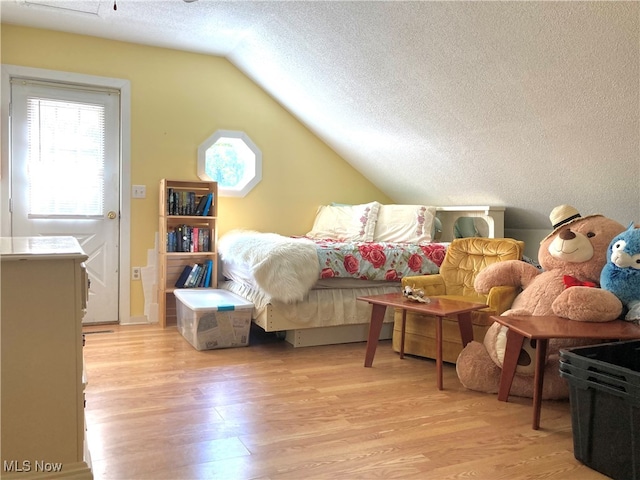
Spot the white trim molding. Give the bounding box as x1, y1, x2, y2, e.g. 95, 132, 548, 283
1, 64, 132, 324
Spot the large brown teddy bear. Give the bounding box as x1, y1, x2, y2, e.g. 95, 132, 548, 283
456, 205, 625, 399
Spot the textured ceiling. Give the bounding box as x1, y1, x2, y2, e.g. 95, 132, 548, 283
2, 0, 639, 230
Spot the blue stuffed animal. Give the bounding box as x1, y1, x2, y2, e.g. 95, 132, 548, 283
600, 222, 640, 322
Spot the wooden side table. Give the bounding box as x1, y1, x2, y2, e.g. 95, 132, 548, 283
492, 314, 640, 430
358, 293, 487, 390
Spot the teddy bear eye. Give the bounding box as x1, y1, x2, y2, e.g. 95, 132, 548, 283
587, 232, 595, 238
632, 255, 640, 270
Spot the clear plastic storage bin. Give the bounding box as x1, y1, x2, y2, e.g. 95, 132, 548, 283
174, 289, 254, 351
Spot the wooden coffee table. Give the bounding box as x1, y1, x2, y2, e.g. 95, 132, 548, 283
492, 314, 640, 430
358, 293, 487, 390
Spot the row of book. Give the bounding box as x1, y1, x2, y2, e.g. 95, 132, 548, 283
175, 260, 214, 288
167, 226, 211, 253
167, 189, 214, 216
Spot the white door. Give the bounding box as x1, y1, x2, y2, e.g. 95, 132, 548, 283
10, 79, 120, 324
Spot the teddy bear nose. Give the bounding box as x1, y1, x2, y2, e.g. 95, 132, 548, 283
560, 229, 576, 240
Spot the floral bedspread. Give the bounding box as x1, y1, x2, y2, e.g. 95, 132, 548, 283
307, 238, 448, 281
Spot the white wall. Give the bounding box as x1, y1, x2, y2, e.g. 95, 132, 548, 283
505, 229, 551, 263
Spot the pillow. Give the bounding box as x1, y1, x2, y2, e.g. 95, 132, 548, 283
454, 216, 480, 238
307, 201, 381, 242
373, 205, 436, 244
432, 216, 443, 240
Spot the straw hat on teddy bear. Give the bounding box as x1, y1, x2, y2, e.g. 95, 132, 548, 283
543, 204, 602, 241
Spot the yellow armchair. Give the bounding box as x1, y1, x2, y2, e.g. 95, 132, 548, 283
393, 237, 525, 363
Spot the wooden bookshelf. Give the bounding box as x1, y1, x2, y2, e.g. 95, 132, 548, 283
158, 179, 218, 327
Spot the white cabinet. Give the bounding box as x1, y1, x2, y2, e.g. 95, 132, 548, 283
1, 237, 92, 479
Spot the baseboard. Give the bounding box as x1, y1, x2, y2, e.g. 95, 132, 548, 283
120, 315, 151, 325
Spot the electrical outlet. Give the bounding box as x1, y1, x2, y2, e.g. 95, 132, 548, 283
132, 185, 146, 198
132, 267, 141, 281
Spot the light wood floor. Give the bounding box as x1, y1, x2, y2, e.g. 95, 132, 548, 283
82, 324, 608, 480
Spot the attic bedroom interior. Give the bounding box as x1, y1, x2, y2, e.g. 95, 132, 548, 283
1, 1, 639, 479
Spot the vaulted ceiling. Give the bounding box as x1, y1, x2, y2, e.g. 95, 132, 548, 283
2, 0, 639, 229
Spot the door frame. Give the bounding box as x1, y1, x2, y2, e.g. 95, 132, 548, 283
1, 64, 132, 324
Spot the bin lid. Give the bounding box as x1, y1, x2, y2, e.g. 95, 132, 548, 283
173, 289, 254, 311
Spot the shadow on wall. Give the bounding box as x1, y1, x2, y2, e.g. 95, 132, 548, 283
505, 228, 551, 265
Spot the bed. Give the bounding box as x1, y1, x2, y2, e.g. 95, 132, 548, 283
219, 204, 505, 347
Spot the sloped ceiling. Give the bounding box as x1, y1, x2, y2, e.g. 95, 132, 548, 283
1, 0, 639, 229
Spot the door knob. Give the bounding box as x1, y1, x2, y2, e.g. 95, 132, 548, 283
107, 211, 117, 219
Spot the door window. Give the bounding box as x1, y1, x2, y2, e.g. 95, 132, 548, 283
26, 97, 105, 217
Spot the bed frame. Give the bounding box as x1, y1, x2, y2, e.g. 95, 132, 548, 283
435, 205, 505, 242
244, 206, 505, 347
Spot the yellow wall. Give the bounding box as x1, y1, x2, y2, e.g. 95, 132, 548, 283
1, 25, 392, 319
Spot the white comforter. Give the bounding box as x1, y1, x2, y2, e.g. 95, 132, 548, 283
218, 230, 320, 304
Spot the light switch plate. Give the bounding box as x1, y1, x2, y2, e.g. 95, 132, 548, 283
132, 185, 146, 198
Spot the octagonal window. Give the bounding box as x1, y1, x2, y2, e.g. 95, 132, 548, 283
197, 130, 262, 197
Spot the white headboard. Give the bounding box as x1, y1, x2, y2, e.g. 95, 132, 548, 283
435, 206, 505, 242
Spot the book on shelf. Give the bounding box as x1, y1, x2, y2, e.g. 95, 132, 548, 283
183, 263, 201, 288
194, 263, 207, 287
202, 193, 213, 216
166, 226, 211, 253
199, 228, 210, 252
203, 259, 213, 287
181, 191, 195, 215
194, 193, 213, 216
194, 194, 209, 216
167, 190, 200, 215
174, 260, 214, 289
189, 227, 202, 252
174, 265, 192, 288
166, 230, 177, 252
177, 225, 188, 252
168, 188, 175, 215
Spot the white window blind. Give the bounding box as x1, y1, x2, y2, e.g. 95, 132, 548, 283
26, 96, 105, 217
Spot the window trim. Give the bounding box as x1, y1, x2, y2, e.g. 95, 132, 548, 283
197, 129, 262, 197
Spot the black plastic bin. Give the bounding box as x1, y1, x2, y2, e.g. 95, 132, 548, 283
559, 340, 640, 480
